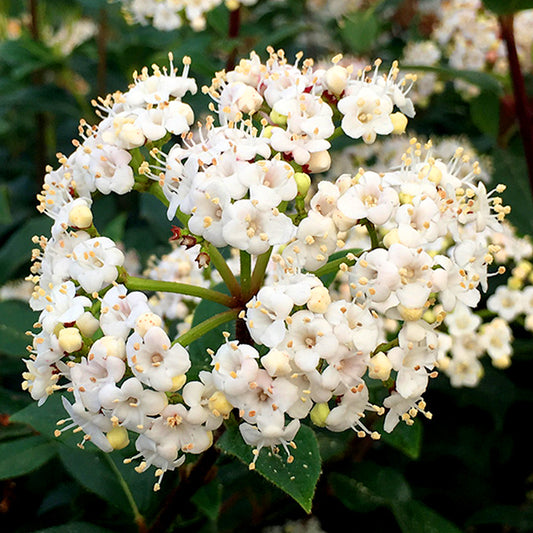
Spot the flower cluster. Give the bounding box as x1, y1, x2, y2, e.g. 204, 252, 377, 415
119, 0, 258, 32
22, 47, 511, 490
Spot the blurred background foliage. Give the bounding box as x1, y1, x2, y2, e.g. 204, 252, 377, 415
1, 0, 533, 532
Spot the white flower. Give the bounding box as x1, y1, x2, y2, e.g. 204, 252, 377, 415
239, 409, 300, 469
222, 199, 295, 255
338, 85, 394, 143
99, 377, 168, 432
246, 286, 294, 348
337, 171, 399, 225
127, 326, 191, 392
70, 237, 125, 293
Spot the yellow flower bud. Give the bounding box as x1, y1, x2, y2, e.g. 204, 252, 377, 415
368, 352, 392, 381
208, 391, 233, 417
106, 426, 130, 450
390, 112, 408, 134
169, 374, 187, 392
58, 327, 83, 353
69, 204, 93, 229
294, 172, 311, 197
310, 402, 330, 427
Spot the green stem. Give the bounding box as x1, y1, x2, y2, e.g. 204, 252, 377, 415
147, 182, 190, 227
363, 219, 380, 249
175, 308, 240, 347
371, 337, 399, 356
311, 249, 362, 278
207, 244, 241, 298
103, 454, 147, 533
249, 247, 273, 297
327, 126, 345, 142
124, 275, 235, 307
240, 250, 251, 300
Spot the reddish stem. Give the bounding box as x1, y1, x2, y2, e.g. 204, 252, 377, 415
498, 13, 533, 200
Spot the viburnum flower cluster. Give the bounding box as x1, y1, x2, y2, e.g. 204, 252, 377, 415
22, 47, 511, 490
119, 0, 259, 32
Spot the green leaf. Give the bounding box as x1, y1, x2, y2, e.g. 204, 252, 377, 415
192, 480, 223, 521
340, 10, 380, 55
378, 417, 423, 460
0, 385, 30, 414
0, 184, 12, 224
483, 0, 533, 14
467, 504, 533, 529
0, 216, 51, 286
58, 446, 133, 513
11, 394, 91, 450
402, 64, 503, 95
329, 472, 385, 512
392, 500, 463, 533
217, 423, 321, 513
103, 212, 128, 243
329, 462, 411, 511
0, 300, 39, 357
470, 91, 500, 138
0, 435, 57, 480
492, 146, 533, 237
31, 522, 114, 533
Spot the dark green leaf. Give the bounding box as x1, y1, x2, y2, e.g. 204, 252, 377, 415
11, 393, 92, 450
340, 10, 380, 55
402, 64, 503, 94
467, 504, 533, 529
483, 0, 533, 14
0, 184, 12, 224
470, 91, 500, 138
329, 472, 385, 512
192, 480, 223, 521
103, 212, 128, 243
217, 423, 321, 513
378, 416, 423, 460
492, 146, 533, 236
58, 446, 132, 513
0, 216, 51, 286
31, 522, 114, 533
0, 300, 39, 357
0, 435, 57, 480
392, 500, 463, 533
331, 461, 411, 509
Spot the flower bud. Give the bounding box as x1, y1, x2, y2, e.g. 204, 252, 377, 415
170, 374, 187, 392
368, 352, 392, 381
208, 391, 233, 417
58, 327, 83, 353
261, 349, 292, 377
76, 311, 100, 337
135, 312, 162, 337
418, 163, 442, 184
492, 355, 511, 369
69, 204, 93, 229
270, 109, 287, 127
383, 228, 400, 248
325, 65, 349, 95
96, 335, 126, 359
106, 426, 130, 450
307, 286, 331, 314
310, 402, 330, 427
398, 305, 424, 322
390, 112, 408, 134
237, 86, 263, 115
294, 172, 311, 197
307, 150, 331, 173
